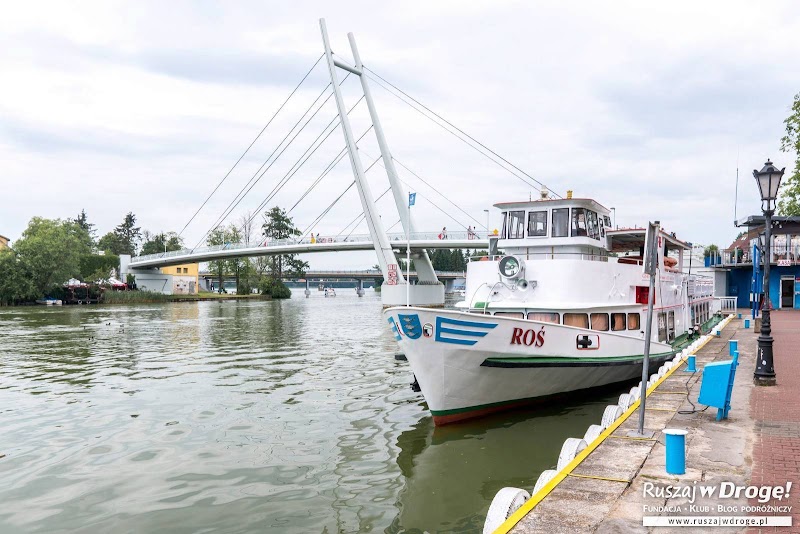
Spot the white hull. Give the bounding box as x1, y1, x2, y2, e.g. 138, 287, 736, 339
385, 307, 674, 425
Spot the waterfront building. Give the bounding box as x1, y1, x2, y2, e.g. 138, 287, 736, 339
0, 234, 9, 249
716, 215, 800, 310
160, 263, 199, 294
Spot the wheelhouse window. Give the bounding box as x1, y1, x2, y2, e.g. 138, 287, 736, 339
563, 313, 589, 328
590, 313, 609, 331
508, 210, 525, 239
627, 313, 641, 330
501, 212, 508, 239
611, 313, 626, 331
603, 215, 612, 228
527, 211, 547, 237
587, 211, 600, 240
552, 208, 569, 237
571, 208, 588, 237
528, 312, 559, 323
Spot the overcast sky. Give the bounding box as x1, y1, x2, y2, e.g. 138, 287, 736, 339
2, 1, 798, 268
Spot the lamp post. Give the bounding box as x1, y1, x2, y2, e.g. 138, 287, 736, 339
483, 209, 490, 239
753, 159, 785, 387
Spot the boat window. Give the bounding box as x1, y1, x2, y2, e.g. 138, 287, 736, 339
528, 312, 559, 323
501, 212, 508, 239
508, 211, 526, 239
657, 312, 667, 342
552, 208, 569, 237
494, 312, 524, 319
563, 313, 589, 328
590, 313, 609, 331
587, 211, 600, 240
603, 215, 612, 228
527, 211, 547, 237
611, 313, 626, 331
571, 208, 588, 237
627, 313, 640, 330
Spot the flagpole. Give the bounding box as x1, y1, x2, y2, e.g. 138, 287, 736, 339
406, 194, 411, 307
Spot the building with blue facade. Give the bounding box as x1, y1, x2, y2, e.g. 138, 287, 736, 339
716, 215, 800, 311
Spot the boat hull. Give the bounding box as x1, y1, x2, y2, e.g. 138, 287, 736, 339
384, 307, 674, 425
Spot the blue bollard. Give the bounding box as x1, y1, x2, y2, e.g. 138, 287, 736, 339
729, 340, 738, 356
737, 313, 742, 319
744, 319, 750, 329
663, 429, 688, 475
684, 355, 697, 372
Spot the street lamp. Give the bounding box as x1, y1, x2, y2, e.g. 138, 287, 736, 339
753, 159, 785, 387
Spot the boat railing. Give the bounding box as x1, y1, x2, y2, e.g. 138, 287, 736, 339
720, 244, 800, 267
468, 252, 612, 263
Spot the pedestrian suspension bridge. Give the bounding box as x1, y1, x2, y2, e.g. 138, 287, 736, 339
123, 19, 557, 306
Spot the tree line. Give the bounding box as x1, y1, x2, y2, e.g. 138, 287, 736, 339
0, 206, 308, 305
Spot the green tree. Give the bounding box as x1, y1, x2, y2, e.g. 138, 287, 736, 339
262, 207, 308, 279
98, 212, 141, 255
74, 209, 96, 247
779, 92, 800, 215
141, 231, 184, 256
10, 218, 91, 298
0, 250, 36, 305
207, 225, 235, 293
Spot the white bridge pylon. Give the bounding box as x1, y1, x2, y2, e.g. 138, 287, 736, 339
319, 19, 443, 306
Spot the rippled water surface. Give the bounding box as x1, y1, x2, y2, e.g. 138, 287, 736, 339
0, 290, 622, 533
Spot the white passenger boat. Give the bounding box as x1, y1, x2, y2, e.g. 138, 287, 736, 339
383, 195, 717, 425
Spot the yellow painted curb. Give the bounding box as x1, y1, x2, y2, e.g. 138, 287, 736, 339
491, 314, 731, 534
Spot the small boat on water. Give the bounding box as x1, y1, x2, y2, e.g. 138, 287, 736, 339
35, 298, 62, 306
324, 287, 336, 298
384, 194, 720, 425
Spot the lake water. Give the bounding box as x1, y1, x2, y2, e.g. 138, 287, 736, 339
0, 290, 622, 533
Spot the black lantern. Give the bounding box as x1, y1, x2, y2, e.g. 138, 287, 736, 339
752, 159, 785, 386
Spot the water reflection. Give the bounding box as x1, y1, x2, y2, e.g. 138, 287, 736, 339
0, 293, 627, 534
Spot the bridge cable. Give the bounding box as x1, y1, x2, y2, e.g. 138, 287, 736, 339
301, 180, 357, 238
192, 83, 336, 250
244, 112, 370, 237
359, 149, 476, 231
336, 185, 392, 238
193, 76, 356, 250
362, 66, 562, 198
177, 53, 324, 239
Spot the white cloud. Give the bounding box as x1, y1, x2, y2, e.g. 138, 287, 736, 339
1, 0, 798, 264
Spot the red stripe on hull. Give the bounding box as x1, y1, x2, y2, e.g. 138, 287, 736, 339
432, 398, 539, 426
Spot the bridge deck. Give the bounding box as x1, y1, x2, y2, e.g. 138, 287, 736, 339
130, 234, 489, 269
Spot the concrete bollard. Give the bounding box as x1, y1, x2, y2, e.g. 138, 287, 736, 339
729, 339, 738, 356
684, 355, 697, 373
663, 429, 688, 475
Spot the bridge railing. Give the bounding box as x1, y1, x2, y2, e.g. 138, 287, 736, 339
131, 231, 489, 264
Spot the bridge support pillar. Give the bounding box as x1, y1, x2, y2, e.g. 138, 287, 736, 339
381, 282, 444, 307
357, 279, 365, 297
305, 279, 311, 298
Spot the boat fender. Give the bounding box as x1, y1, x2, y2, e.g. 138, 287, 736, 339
601, 405, 623, 429
556, 438, 587, 470
657, 365, 668, 377
617, 393, 635, 411
483, 487, 530, 534
649, 373, 659, 384
583, 424, 604, 445
532, 469, 558, 495
664, 361, 674, 371
628, 386, 641, 399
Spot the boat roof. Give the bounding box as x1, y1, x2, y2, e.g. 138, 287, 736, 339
607, 227, 691, 251
493, 198, 610, 214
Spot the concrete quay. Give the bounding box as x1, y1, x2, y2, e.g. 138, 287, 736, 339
497, 310, 800, 534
